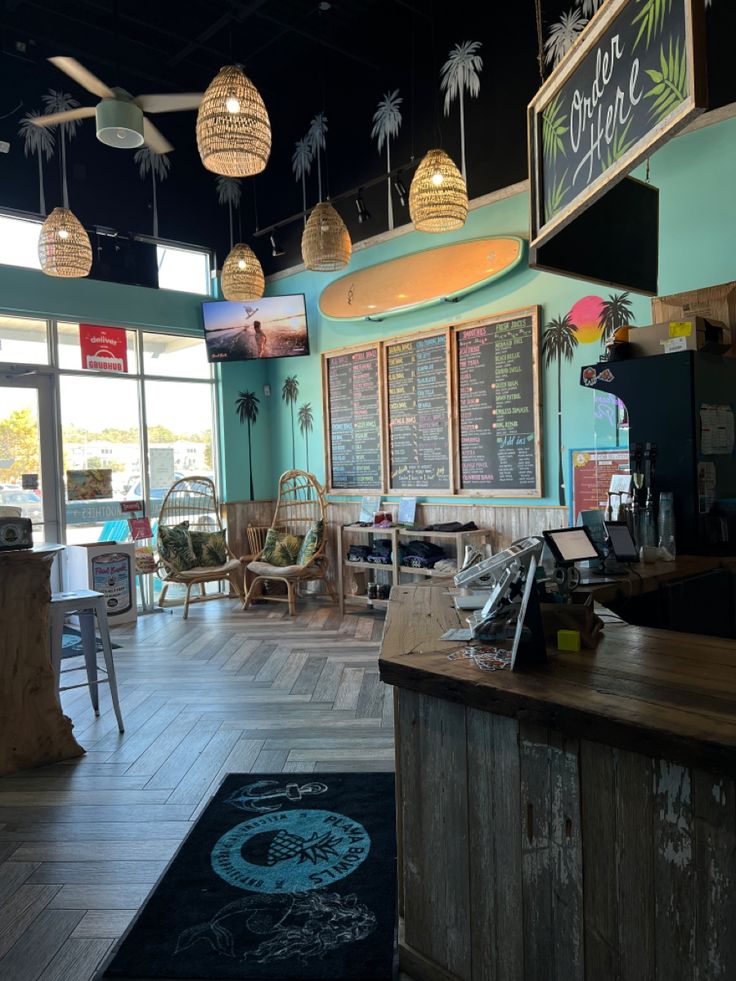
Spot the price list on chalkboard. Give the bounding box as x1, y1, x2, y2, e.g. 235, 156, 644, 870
387, 334, 450, 490
327, 348, 382, 489
457, 313, 539, 493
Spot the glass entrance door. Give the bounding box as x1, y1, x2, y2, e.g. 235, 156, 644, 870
0, 373, 61, 546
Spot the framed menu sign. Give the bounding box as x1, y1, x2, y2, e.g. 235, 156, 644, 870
455, 307, 542, 497
323, 345, 383, 492
528, 0, 706, 248
386, 331, 452, 493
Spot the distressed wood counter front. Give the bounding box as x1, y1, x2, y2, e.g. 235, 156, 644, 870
379, 582, 736, 981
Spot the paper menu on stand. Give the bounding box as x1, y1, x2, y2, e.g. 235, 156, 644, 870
700, 404, 735, 456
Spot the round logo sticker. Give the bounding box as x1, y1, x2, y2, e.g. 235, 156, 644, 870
211, 809, 371, 894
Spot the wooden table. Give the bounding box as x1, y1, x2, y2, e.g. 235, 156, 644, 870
0, 546, 83, 775
379, 571, 736, 981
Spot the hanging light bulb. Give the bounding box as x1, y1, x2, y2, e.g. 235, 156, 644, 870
301, 202, 351, 272
38, 207, 93, 278
196, 65, 271, 177
409, 148, 468, 232
220, 243, 265, 300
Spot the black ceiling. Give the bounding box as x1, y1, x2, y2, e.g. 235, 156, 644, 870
0, 1, 732, 277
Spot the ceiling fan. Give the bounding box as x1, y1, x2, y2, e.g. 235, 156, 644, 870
31, 57, 203, 154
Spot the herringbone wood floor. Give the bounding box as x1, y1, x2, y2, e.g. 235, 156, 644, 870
0, 596, 395, 981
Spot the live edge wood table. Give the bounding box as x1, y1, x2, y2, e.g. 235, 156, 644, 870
379, 577, 736, 981
0, 545, 83, 775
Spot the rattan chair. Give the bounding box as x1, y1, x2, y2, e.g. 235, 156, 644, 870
243, 470, 336, 615
156, 476, 242, 619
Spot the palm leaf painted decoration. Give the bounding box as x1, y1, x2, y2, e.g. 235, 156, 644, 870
545, 169, 569, 220
632, 0, 673, 50
541, 94, 568, 167
603, 118, 634, 170
644, 37, 688, 123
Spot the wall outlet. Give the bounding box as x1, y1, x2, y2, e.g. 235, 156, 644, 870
263, 384, 271, 396
0, 141, 10, 154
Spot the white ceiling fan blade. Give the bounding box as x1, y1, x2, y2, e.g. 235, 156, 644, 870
135, 93, 202, 113
32, 106, 97, 127
48, 57, 115, 99
143, 117, 174, 154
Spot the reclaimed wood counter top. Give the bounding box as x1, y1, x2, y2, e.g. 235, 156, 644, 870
379, 572, 736, 778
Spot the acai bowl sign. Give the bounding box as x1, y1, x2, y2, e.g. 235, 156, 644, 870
528, 0, 706, 247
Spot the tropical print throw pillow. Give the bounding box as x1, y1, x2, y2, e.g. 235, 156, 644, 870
261, 529, 304, 567
189, 529, 228, 567
158, 521, 197, 572
296, 519, 324, 565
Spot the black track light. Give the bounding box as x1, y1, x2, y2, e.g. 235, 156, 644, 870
393, 175, 408, 208
270, 233, 285, 257
355, 191, 371, 223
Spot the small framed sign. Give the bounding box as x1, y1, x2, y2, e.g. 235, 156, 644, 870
528, 0, 707, 249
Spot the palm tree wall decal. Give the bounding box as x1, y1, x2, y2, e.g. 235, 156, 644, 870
18, 110, 55, 216
598, 291, 635, 346
281, 376, 300, 469
41, 90, 81, 209
298, 402, 314, 472
440, 42, 483, 184
307, 112, 328, 202
371, 90, 402, 230
542, 314, 579, 506
292, 137, 314, 227
235, 390, 260, 502
216, 176, 242, 250
545, 9, 588, 68
134, 147, 171, 238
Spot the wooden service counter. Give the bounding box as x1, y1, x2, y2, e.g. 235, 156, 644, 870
379, 564, 736, 981
0, 546, 83, 775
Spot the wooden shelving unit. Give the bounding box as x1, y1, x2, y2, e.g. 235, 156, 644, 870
337, 524, 490, 614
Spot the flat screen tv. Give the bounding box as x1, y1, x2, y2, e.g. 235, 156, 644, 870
202, 295, 310, 363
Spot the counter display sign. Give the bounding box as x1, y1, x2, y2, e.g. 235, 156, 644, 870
325, 346, 382, 490
387, 333, 451, 491
570, 448, 630, 524
456, 308, 541, 496
529, 0, 705, 248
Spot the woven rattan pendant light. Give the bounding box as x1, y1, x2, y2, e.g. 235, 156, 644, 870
196, 66, 271, 177
301, 202, 351, 271
409, 148, 468, 232
221, 243, 265, 300
38, 207, 92, 278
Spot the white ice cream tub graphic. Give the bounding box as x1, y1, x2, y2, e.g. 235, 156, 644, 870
65, 542, 137, 624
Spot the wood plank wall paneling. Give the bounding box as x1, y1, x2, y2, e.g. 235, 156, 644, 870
225, 499, 569, 584
397, 689, 736, 981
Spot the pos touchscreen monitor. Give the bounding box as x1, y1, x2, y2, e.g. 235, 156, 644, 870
543, 526, 599, 565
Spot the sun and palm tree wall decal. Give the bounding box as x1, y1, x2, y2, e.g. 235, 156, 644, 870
298, 403, 314, 472
18, 110, 55, 216
134, 146, 171, 239
41, 90, 81, 209
235, 390, 260, 502
282, 376, 300, 470
292, 137, 314, 227
371, 90, 402, 230
542, 313, 579, 506
440, 41, 483, 184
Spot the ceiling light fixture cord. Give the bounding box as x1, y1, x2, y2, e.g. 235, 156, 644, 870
535, 0, 545, 84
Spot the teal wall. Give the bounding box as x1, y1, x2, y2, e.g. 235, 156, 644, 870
219, 114, 736, 506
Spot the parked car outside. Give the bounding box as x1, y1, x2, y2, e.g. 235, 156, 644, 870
0, 489, 43, 523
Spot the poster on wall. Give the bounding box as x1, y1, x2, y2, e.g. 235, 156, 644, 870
79, 324, 129, 373
528, 0, 706, 249
66, 468, 113, 501
570, 448, 630, 524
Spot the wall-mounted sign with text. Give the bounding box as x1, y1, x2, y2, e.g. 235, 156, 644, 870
79, 324, 129, 373
528, 0, 706, 248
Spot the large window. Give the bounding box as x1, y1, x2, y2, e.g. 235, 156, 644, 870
0, 313, 218, 547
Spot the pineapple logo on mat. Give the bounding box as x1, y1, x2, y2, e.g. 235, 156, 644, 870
211, 810, 371, 895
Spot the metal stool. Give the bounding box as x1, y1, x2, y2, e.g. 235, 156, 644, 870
49, 589, 124, 733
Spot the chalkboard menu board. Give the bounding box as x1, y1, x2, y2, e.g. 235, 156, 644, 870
386, 333, 451, 490
457, 309, 541, 495
529, 0, 705, 247
325, 347, 382, 490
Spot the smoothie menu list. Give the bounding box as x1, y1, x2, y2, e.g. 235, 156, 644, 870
327, 348, 382, 489
387, 334, 450, 489
457, 315, 539, 492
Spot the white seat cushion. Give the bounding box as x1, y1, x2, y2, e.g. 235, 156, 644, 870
171, 558, 241, 580
247, 560, 306, 578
